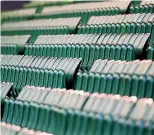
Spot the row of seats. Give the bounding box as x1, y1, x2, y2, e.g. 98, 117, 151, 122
2, 87, 88, 134
1, 1, 131, 24
17, 86, 88, 109
129, 0, 154, 13
1, 33, 151, 62
1, 57, 154, 99
2, 13, 153, 44
2, 1, 153, 24
1, 55, 81, 95
1, 18, 81, 31
1, 55, 81, 79
77, 13, 154, 43
1, 122, 53, 135
1, 82, 13, 104
37, 1, 131, 24
1, 66, 65, 97
87, 13, 154, 26
24, 33, 150, 68
90, 59, 154, 75
1, 1, 74, 23
1, 18, 81, 43
74, 59, 154, 98
42, 1, 130, 15
2, 86, 154, 135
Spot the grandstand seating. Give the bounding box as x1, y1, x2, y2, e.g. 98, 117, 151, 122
1, 0, 154, 135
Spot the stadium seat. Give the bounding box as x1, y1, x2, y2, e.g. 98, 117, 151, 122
1, 82, 13, 105
147, 45, 154, 60
1, 1, 154, 135
1, 35, 31, 55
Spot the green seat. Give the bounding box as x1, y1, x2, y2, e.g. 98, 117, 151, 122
147, 45, 154, 60
1, 82, 13, 104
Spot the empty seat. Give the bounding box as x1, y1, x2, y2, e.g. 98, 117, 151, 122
147, 45, 154, 60
1, 82, 13, 104
1, 18, 81, 43
74, 59, 154, 98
